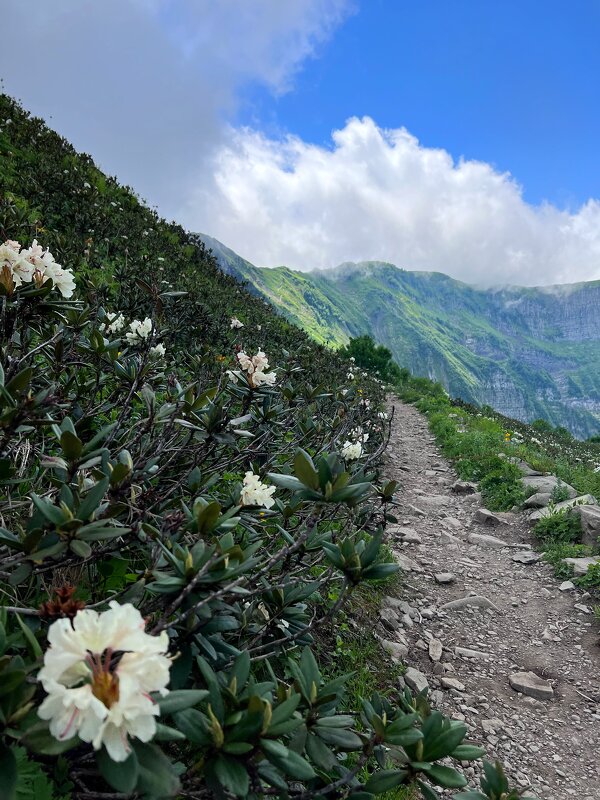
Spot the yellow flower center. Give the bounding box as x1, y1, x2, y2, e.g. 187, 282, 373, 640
87, 649, 121, 708
91, 670, 120, 708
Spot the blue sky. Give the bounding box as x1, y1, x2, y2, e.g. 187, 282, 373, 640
240, 0, 600, 208
2, 0, 600, 285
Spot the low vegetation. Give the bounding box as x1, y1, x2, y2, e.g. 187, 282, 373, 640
0, 96, 538, 800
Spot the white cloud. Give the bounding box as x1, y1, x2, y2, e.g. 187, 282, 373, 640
1, 0, 350, 213
185, 117, 600, 286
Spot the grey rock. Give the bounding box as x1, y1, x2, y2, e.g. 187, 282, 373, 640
441, 595, 500, 612
515, 460, 544, 477
573, 504, 600, 548
562, 556, 600, 577
442, 516, 463, 529
419, 494, 449, 508
523, 492, 552, 509
400, 528, 422, 544
511, 551, 541, 564
404, 667, 429, 693
467, 531, 507, 548
455, 646, 490, 659
509, 671, 554, 700
428, 638, 443, 662
440, 531, 461, 548
474, 508, 508, 526
381, 639, 409, 663
451, 480, 478, 494
521, 475, 577, 498
441, 676, 466, 691
394, 553, 423, 572
434, 572, 455, 584
559, 580, 576, 591
529, 494, 597, 521
379, 607, 401, 632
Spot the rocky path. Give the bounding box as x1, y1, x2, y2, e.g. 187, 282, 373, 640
381, 399, 600, 799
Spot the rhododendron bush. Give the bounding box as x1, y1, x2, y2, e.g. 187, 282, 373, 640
0, 95, 532, 800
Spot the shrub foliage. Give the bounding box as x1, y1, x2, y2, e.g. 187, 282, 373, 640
0, 96, 534, 800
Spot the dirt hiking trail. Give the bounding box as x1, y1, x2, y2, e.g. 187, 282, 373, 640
381, 399, 600, 799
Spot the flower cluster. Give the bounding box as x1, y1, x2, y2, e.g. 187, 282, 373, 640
125, 318, 153, 344
0, 239, 76, 297
230, 316, 244, 329
150, 342, 166, 358
341, 440, 363, 461
341, 426, 370, 461
228, 350, 276, 388
240, 471, 276, 508
38, 602, 170, 762
99, 312, 126, 335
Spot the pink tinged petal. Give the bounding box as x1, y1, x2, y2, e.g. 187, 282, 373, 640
59, 707, 79, 739
100, 723, 132, 762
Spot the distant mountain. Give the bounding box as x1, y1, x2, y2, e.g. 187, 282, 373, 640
200, 235, 600, 438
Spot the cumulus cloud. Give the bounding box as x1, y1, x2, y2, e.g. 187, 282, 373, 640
185, 117, 600, 286
1, 0, 350, 213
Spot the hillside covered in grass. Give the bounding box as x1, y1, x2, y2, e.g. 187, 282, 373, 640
0, 95, 533, 800
201, 234, 600, 439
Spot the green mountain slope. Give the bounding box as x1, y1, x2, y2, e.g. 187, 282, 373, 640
201, 235, 600, 438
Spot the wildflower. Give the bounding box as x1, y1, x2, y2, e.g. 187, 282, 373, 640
350, 427, 369, 444
236, 350, 276, 388
0, 239, 76, 298
342, 441, 363, 461
22, 239, 76, 298
241, 472, 276, 509
346, 372, 354, 380
125, 318, 153, 344
378, 411, 389, 420
150, 343, 166, 358
230, 317, 244, 329
37, 602, 170, 762
99, 312, 126, 335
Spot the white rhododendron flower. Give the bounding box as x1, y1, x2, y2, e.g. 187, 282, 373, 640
99, 312, 126, 335
0, 239, 76, 297
241, 471, 276, 508
236, 350, 276, 388
125, 318, 153, 344
342, 441, 363, 461
150, 343, 166, 357
38, 602, 170, 762
230, 317, 244, 329
350, 427, 369, 444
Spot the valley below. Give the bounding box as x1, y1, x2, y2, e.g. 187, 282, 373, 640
202, 234, 600, 438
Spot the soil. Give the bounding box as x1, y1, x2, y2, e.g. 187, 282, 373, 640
381, 398, 600, 799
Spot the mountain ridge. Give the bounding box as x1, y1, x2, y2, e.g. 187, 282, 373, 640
199, 233, 600, 438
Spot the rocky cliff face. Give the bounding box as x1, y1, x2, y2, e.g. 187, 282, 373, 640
201, 234, 600, 438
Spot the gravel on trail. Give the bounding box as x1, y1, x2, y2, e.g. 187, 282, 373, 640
381, 399, 600, 799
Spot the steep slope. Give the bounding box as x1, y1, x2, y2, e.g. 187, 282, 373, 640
200, 237, 600, 438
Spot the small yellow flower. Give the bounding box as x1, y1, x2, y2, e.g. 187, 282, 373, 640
216, 355, 226, 363
504, 432, 511, 442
